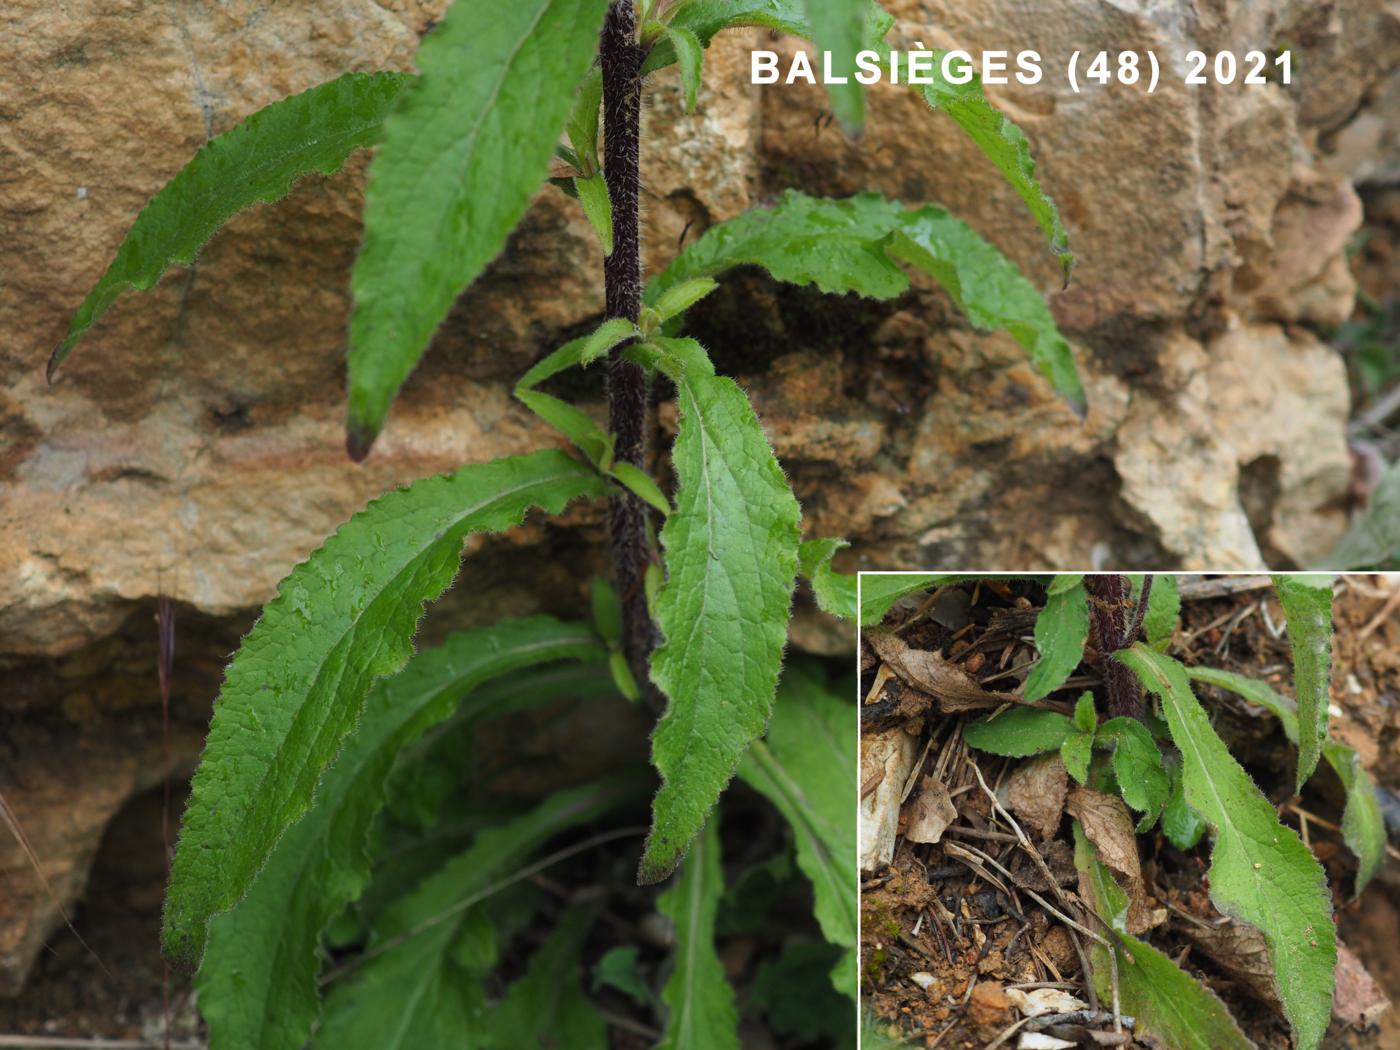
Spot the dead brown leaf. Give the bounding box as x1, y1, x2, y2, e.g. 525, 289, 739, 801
1185, 918, 1279, 1005
1066, 787, 1152, 934
1334, 940, 1390, 1030
1008, 754, 1069, 842
866, 629, 1007, 712
904, 776, 958, 844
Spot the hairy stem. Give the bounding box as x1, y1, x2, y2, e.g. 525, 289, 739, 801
1085, 574, 1145, 721
601, 1, 655, 691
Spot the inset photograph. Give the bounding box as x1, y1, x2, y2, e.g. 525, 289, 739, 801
859, 574, 1398, 1049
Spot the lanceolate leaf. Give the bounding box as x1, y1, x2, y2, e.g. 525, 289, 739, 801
888, 208, 1085, 416
1118, 645, 1335, 1050
962, 707, 1073, 757
346, 0, 611, 458
1022, 576, 1088, 700
1073, 823, 1255, 1050
801, 0, 872, 133
196, 618, 605, 1050
738, 665, 858, 996
919, 57, 1072, 280
1141, 573, 1180, 650
656, 819, 739, 1050
642, 0, 893, 77
163, 450, 605, 966
797, 538, 857, 620
485, 906, 608, 1048
638, 338, 802, 884
1187, 665, 1384, 896
1272, 575, 1335, 792
858, 572, 997, 627
665, 25, 705, 114
645, 192, 1085, 415
50, 72, 408, 378
315, 777, 640, 1049
646, 191, 910, 304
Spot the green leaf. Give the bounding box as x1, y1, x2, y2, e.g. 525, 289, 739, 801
1142, 573, 1180, 649
1061, 731, 1092, 785
1328, 459, 1400, 568
612, 461, 672, 515
1117, 644, 1335, 1050
646, 192, 1084, 415
652, 277, 720, 324
665, 26, 705, 113
655, 818, 739, 1050
162, 450, 605, 966
748, 943, 856, 1049
646, 191, 910, 305
858, 572, 996, 626
963, 707, 1074, 757
346, 0, 611, 458
576, 173, 614, 256
50, 72, 408, 379
590, 578, 623, 648
1187, 666, 1384, 896
797, 538, 857, 621
485, 906, 607, 1048
1272, 575, 1335, 791
918, 56, 1072, 280
567, 66, 604, 172
1073, 822, 1255, 1050
197, 617, 603, 1050
1161, 756, 1207, 850
516, 390, 611, 467
801, 0, 871, 133
1022, 576, 1089, 700
888, 208, 1085, 417
738, 665, 858, 997
1096, 716, 1169, 831
639, 338, 802, 884
315, 777, 637, 1048
517, 336, 590, 392
643, 0, 893, 77
592, 946, 650, 1006
1073, 691, 1097, 734
581, 317, 639, 364
1324, 739, 1386, 897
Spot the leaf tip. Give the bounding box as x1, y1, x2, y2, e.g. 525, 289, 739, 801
345, 424, 376, 463
636, 841, 681, 886
45, 342, 68, 384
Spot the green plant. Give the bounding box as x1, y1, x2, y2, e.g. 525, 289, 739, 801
949, 573, 1387, 1050
51, 1, 1084, 1044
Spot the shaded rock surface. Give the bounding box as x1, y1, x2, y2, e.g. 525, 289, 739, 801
2, 0, 1398, 994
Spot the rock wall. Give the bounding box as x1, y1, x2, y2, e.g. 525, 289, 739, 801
2, 0, 1398, 993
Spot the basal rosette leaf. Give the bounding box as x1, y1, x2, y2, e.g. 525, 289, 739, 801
197, 617, 606, 1050
656, 819, 739, 1050
1022, 575, 1088, 700
163, 450, 605, 966
638, 337, 802, 884
962, 707, 1074, 757
50, 72, 408, 378
1073, 822, 1255, 1050
1272, 574, 1335, 791
1187, 665, 1384, 896
858, 572, 1018, 627
738, 664, 858, 996
346, 0, 611, 458
1118, 644, 1335, 1050
801, 0, 874, 134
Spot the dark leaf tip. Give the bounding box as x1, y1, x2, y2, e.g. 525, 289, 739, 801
345, 425, 376, 463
